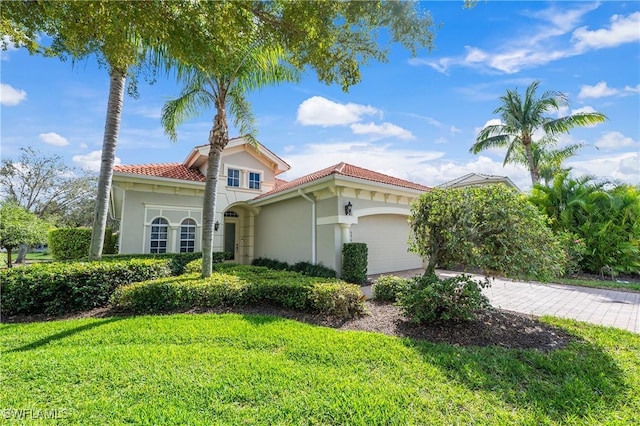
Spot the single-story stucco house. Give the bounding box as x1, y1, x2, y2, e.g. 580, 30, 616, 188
110, 137, 429, 276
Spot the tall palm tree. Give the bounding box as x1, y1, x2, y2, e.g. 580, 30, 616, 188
471, 80, 607, 186
510, 136, 585, 186
162, 44, 297, 277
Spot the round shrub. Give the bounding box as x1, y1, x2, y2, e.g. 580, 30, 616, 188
372, 275, 411, 302
398, 274, 491, 324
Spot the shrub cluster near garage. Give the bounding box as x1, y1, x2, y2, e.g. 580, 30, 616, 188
251, 257, 336, 278
112, 262, 365, 318
372, 275, 411, 302
1, 258, 173, 316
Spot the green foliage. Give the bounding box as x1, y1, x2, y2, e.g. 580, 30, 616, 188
530, 174, 640, 275
373, 275, 411, 302
342, 242, 368, 284
105, 252, 206, 276
471, 80, 606, 185
251, 257, 337, 278
48, 228, 116, 260
398, 274, 491, 323
557, 232, 587, 277
0, 201, 50, 250
1, 259, 172, 316
113, 263, 365, 318
410, 185, 566, 280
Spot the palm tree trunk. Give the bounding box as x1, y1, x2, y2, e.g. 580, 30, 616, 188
523, 139, 540, 186
14, 244, 28, 264
201, 102, 228, 277
89, 68, 126, 260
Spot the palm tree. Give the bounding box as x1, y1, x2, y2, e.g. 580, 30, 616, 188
471, 80, 607, 186
162, 44, 297, 277
510, 136, 585, 186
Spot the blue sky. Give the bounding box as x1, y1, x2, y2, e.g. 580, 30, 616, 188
1, 1, 639, 191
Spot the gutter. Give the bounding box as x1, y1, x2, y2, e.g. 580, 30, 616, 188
297, 189, 316, 263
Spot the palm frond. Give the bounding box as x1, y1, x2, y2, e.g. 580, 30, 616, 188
544, 112, 607, 135
470, 134, 511, 154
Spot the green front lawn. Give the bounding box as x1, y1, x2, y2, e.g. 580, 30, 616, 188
2, 314, 639, 424
555, 276, 640, 293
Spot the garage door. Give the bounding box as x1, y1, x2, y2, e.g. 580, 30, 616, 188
350, 214, 423, 275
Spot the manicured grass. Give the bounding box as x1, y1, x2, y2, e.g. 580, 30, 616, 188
2, 314, 639, 424
555, 276, 640, 293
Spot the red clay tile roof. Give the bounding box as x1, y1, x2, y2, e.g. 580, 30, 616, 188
275, 178, 288, 188
256, 162, 430, 199
113, 163, 205, 182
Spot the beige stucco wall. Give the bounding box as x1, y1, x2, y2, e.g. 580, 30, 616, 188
118, 190, 205, 254
254, 196, 313, 264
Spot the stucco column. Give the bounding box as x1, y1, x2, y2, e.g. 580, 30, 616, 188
170, 226, 179, 253
339, 223, 352, 246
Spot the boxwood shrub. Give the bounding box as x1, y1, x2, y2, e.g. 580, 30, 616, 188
251, 257, 336, 278
342, 242, 368, 284
1, 258, 172, 316
112, 264, 366, 318
373, 275, 411, 302
48, 227, 116, 260
103, 252, 211, 275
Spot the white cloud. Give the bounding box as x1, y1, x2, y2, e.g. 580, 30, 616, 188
572, 12, 640, 50
0, 83, 27, 106
79, 142, 89, 149
624, 84, 640, 94
568, 152, 640, 185
39, 132, 69, 147
128, 105, 162, 119
1, 35, 17, 60
450, 126, 462, 135
349, 122, 414, 140
72, 150, 121, 172
572, 106, 597, 114
434, 137, 448, 144
297, 96, 380, 126
411, 7, 639, 75
594, 131, 637, 151
578, 81, 619, 99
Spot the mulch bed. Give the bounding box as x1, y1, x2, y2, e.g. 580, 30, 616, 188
3, 301, 575, 352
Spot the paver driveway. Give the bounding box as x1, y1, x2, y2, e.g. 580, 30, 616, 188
365, 269, 640, 334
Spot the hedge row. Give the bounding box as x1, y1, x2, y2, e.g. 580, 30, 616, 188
102, 252, 214, 275
1, 259, 173, 316
48, 228, 117, 260
112, 263, 366, 318
342, 242, 368, 284
251, 257, 336, 278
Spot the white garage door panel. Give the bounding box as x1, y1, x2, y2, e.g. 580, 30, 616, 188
351, 215, 423, 275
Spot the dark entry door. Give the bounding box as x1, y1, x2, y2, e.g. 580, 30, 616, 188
224, 222, 236, 260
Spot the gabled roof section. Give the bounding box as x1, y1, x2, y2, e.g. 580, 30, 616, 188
113, 163, 205, 182
183, 136, 291, 174
255, 162, 430, 199
437, 172, 518, 190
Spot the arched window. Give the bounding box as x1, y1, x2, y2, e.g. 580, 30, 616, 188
150, 217, 168, 253
179, 218, 196, 253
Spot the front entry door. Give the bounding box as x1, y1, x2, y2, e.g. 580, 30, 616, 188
224, 222, 237, 260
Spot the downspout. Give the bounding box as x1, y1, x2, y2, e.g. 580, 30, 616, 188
297, 189, 316, 263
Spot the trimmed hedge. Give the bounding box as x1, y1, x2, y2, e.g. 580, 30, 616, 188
373, 275, 411, 302
342, 242, 368, 284
48, 228, 116, 260
112, 263, 366, 318
1, 259, 172, 316
251, 257, 336, 278
103, 252, 210, 275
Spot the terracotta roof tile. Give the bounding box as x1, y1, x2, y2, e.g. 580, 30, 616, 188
256, 162, 430, 199
114, 163, 205, 182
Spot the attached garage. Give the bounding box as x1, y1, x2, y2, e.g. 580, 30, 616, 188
351, 214, 423, 275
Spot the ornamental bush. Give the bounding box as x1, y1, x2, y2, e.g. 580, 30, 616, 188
1, 258, 172, 316
104, 252, 206, 275
397, 274, 491, 324
113, 264, 366, 318
342, 242, 368, 284
251, 257, 337, 278
373, 275, 411, 302
48, 227, 116, 260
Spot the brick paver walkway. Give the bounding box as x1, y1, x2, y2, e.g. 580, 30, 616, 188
364, 269, 640, 334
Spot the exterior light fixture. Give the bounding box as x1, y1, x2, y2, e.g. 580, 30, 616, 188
214, 221, 220, 231
344, 201, 353, 216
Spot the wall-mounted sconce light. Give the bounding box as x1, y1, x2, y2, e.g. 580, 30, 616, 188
214, 221, 220, 231
344, 201, 353, 216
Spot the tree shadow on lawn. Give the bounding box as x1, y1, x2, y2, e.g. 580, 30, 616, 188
404, 335, 628, 423
7, 317, 123, 353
